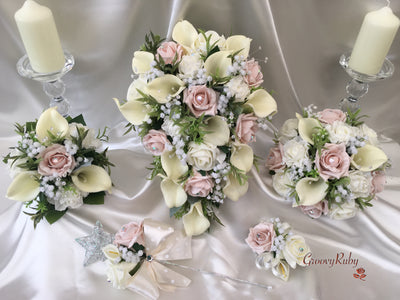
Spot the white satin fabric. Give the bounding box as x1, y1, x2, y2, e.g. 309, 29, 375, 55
1, 1, 400, 299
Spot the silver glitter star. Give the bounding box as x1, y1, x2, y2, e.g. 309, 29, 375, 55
75, 221, 114, 266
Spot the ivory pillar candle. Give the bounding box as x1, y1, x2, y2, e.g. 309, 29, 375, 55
348, 6, 400, 75
15, 0, 65, 73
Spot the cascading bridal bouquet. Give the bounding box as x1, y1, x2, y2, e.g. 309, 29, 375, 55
114, 20, 277, 235
266, 107, 389, 220
246, 218, 311, 281
3, 107, 113, 227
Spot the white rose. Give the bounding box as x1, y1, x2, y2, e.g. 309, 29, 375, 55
326, 121, 355, 144
348, 171, 371, 198
282, 235, 310, 268
6, 149, 29, 178
282, 138, 309, 167
278, 118, 298, 143
194, 30, 226, 54
272, 170, 294, 198
358, 123, 378, 146
69, 123, 102, 149
186, 142, 224, 171
329, 199, 357, 220
161, 117, 181, 137
225, 76, 250, 102
255, 251, 282, 270
105, 260, 136, 290
178, 53, 204, 78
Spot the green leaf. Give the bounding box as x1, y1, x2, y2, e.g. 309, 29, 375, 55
45, 208, 67, 224
68, 114, 87, 126
26, 121, 37, 132
83, 192, 105, 205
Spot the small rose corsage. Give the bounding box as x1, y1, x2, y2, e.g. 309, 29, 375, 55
77, 219, 192, 300
245, 218, 310, 281
3, 107, 113, 227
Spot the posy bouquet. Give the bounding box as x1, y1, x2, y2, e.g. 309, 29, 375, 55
4, 107, 113, 227
115, 20, 277, 235
266, 107, 389, 220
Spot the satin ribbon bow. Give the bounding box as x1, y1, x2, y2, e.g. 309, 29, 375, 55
126, 219, 192, 299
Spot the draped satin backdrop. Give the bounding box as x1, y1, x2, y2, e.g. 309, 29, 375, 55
1, 0, 400, 299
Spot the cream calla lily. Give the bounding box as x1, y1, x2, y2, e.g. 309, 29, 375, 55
182, 201, 210, 236
172, 20, 198, 48
113, 98, 150, 126
36, 107, 69, 143
271, 260, 290, 281
295, 177, 328, 206
203, 116, 230, 146
6, 172, 40, 202
204, 51, 232, 78
351, 144, 388, 171
102, 244, 121, 261
147, 74, 185, 103
161, 151, 188, 181
132, 51, 154, 74
225, 35, 252, 58
230, 142, 254, 173
298, 117, 322, 145
223, 173, 249, 202
126, 76, 148, 101
71, 165, 112, 193
245, 89, 277, 118
160, 178, 187, 208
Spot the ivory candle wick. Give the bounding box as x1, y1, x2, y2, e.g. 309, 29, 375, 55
15, 0, 65, 73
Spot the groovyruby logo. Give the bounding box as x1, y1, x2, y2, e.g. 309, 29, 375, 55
353, 268, 367, 281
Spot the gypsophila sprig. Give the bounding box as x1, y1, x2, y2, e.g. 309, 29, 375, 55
114, 20, 278, 236
3, 107, 113, 227
266, 107, 389, 220
246, 218, 310, 281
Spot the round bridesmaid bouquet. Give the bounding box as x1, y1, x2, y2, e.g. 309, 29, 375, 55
266, 107, 389, 220
115, 20, 277, 235
4, 108, 113, 227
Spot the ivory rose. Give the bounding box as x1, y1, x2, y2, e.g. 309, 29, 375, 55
315, 143, 350, 181
105, 260, 137, 290
300, 200, 329, 219
318, 109, 346, 124
329, 200, 357, 220
245, 221, 276, 254
266, 145, 284, 171
156, 41, 184, 64
142, 130, 171, 155
184, 171, 214, 197
38, 144, 76, 177
114, 221, 144, 248
183, 85, 218, 117
186, 142, 223, 171
244, 59, 263, 87
236, 113, 258, 144
282, 235, 310, 268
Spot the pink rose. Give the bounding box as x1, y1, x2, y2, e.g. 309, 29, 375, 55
184, 171, 214, 197
245, 222, 276, 254
183, 85, 218, 117
266, 144, 284, 170
156, 41, 184, 65
142, 130, 170, 156
236, 113, 258, 144
300, 200, 329, 219
114, 221, 144, 248
315, 143, 350, 181
244, 59, 263, 88
38, 144, 76, 177
371, 171, 386, 194
318, 109, 346, 125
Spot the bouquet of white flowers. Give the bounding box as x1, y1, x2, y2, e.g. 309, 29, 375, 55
266, 107, 389, 220
115, 20, 277, 235
4, 107, 113, 227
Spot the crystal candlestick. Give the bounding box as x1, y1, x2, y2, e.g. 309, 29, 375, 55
339, 53, 394, 113
17, 51, 74, 117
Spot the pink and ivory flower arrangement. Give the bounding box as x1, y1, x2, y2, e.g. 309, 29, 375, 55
246, 218, 310, 281
3, 107, 113, 227
266, 107, 389, 220
101, 219, 191, 299
114, 20, 277, 235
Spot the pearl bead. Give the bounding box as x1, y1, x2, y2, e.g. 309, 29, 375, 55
196, 95, 204, 102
